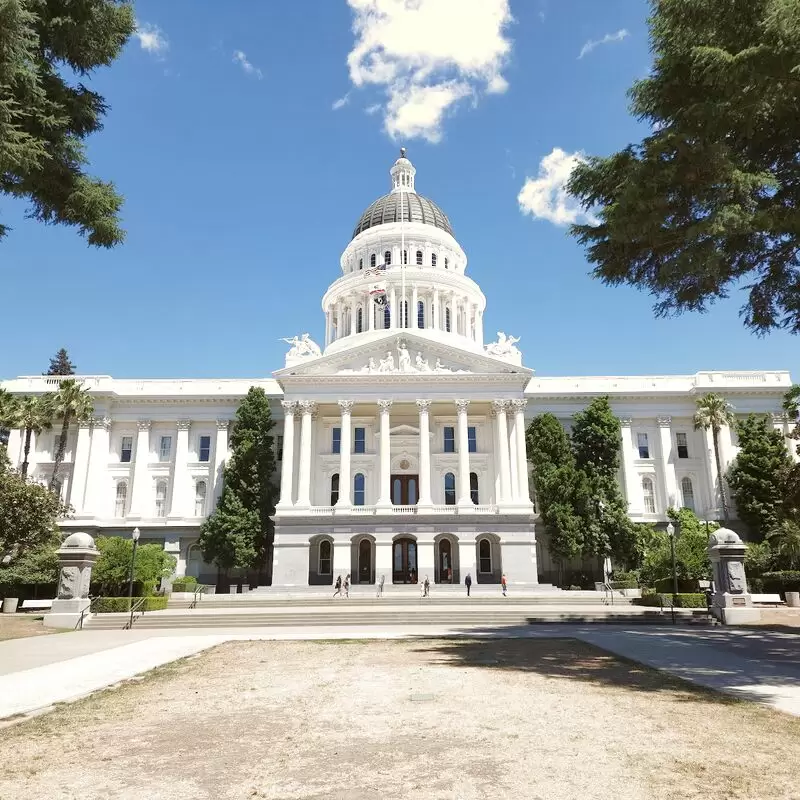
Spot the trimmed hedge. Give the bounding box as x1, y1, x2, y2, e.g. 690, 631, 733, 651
170, 577, 199, 592
761, 571, 800, 598
92, 597, 169, 613
634, 593, 708, 609
609, 580, 638, 590
654, 577, 700, 594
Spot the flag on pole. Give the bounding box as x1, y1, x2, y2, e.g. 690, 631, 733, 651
369, 282, 387, 305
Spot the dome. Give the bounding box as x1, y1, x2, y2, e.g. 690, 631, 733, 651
351, 191, 454, 240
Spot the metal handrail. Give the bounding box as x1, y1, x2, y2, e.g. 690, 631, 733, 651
189, 584, 206, 610
76, 596, 104, 630
123, 595, 148, 630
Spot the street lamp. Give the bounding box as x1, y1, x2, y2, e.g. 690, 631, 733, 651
666, 521, 678, 598
127, 527, 140, 628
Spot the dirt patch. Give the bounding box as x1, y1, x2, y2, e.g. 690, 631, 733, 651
0, 638, 798, 800
0, 615, 55, 642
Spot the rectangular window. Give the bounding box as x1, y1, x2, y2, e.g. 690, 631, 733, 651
636, 432, 650, 459
332, 427, 341, 454
198, 435, 211, 462
114, 482, 127, 517
277, 434, 284, 461
354, 427, 366, 454
676, 432, 689, 459
155, 481, 168, 517
443, 426, 455, 453
159, 436, 172, 462
120, 436, 133, 463
468, 426, 477, 453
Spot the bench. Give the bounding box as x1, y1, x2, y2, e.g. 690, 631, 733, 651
751, 593, 784, 607
20, 599, 53, 611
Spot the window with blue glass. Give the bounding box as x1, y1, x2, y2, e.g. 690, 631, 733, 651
444, 472, 456, 505
468, 426, 477, 453
470, 472, 479, 504
443, 426, 455, 453
384, 305, 390, 329
332, 427, 341, 454
354, 473, 365, 506
198, 436, 211, 462
417, 300, 425, 328
354, 427, 366, 453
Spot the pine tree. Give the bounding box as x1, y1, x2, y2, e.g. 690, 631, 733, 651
727, 414, 794, 538
0, 0, 134, 246
199, 388, 277, 582
45, 349, 75, 376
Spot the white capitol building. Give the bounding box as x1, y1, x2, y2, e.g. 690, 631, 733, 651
2, 152, 795, 589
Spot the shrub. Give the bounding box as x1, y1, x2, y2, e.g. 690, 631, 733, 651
609, 580, 638, 590
611, 570, 639, 585
92, 596, 168, 613
170, 576, 198, 592
634, 592, 708, 608
761, 571, 800, 598
654, 577, 700, 593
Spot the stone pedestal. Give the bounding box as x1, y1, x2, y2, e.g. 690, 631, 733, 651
44, 532, 100, 629
708, 528, 761, 625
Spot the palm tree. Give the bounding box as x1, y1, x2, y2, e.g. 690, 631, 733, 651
0, 389, 17, 428
15, 395, 54, 480
693, 392, 735, 524
766, 518, 800, 570
49, 379, 93, 491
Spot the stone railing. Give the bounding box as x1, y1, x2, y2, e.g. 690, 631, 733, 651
295, 504, 501, 516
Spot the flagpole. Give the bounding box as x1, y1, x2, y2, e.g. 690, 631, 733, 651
400, 148, 406, 330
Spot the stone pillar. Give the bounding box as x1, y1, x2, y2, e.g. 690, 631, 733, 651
129, 420, 151, 518
417, 400, 432, 508
493, 401, 512, 504
508, 412, 519, 503
85, 417, 111, 518
708, 528, 761, 624
511, 400, 530, 503
43, 532, 100, 629
455, 399, 472, 507
169, 420, 191, 518
449, 291, 456, 332
277, 401, 297, 509
389, 287, 397, 328
332, 538, 351, 579
369, 297, 376, 331
412, 284, 419, 329
477, 309, 484, 345
459, 539, 477, 586
657, 416, 678, 510
375, 540, 393, 587
69, 419, 93, 513
337, 400, 353, 508
377, 400, 392, 508
432, 288, 440, 330
773, 412, 800, 463
417, 539, 435, 585
349, 299, 357, 336
619, 418, 640, 513
324, 308, 330, 346
212, 419, 229, 506
296, 401, 316, 509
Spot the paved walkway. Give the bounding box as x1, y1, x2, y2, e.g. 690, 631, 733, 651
1, 624, 799, 721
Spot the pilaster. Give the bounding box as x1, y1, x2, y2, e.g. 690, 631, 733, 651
213, 419, 229, 506
128, 420, 151, 519
377, 399, 393, 508
493, 401, 512, 504
657, 416, 678, 510
295, 401, 317, 509
69, 419, 93, 513
277, 401, 297, 509
619, 418, 640, 514
337, 400, 354, 508
169, 420, 191, 519
455, 399, 472, 507
416, 399, 432, 508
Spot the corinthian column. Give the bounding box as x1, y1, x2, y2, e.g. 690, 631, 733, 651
511, 399, 530, 502
619, 418, 640, 513
377, 400, 393, 507
455, 399, 472, 506
658, 416, 678, 510
417, 400, 432, 507
277, 401, 297, 509
337, 400, 354, 508
493, 401, 512, 504
296, 401, 317, 508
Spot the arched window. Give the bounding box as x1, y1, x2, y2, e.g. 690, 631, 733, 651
431, 253, 437, 267
194, 481, 207, 516
319, 540, 332, 574
478, 539, 492, 573
155, 479, 168, 517
384, 305, 391, 329
444, 257, 449, 270
415, 250, 423, 265
370, 253, 376, 268
444, 472, 456, 505
681, 476, 695, 512
359, 258, 363, 270
445, 306, 451, 333
354, 473, 365, 506
642, 477, 656, 513
401, 300, 408, 328
331, 473, 340, 506
356, 307, 363, 333
115, 481, 127, 517
384, 250, 392, 266
402, 250, 408, 265
417, 300, 425, 328
470, 472, 479, 505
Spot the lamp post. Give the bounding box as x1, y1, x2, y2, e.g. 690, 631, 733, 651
666, 521, 678, 598
127, 527, 140, 628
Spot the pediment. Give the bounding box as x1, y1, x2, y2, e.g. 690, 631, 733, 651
273, 331, 532, 380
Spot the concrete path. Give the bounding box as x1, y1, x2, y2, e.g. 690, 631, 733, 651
1, 624, 799, 721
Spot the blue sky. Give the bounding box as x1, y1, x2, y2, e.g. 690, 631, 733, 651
1, 0, 796, 380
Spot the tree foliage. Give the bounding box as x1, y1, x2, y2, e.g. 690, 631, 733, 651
45, 348, 75, 376
727, 414, 794, 538
766, 518, 800, 570
693, 392, 735, 522
91, 535, 176, 595
0, 531, 60, 593
199, 387, 277, 575
567, 0, 800, 335
0, 0, 134, 246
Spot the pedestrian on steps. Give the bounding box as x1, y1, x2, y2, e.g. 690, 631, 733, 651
501, 573, 508, 597
344, 573, 351, 598
465, 573, 472, 597
422, 575, 430, 598
333, 575, 343, 598
377, 574, 385, 598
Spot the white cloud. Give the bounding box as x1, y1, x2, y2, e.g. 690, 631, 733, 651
365, 103, 382, 115
134, 20, 168, 55
233, 50, 263, 80
517, 148, 597, 226
345, 0, 513, 143
579, 28, 629, 59
332, 93, 351, 111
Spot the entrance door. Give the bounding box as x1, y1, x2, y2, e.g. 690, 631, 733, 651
358, 539, 372, 584
438, 538, 453, 583
391, 475, 419, 505
393, 538, 418, 583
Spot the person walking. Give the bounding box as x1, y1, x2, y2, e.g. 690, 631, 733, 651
333, 575, 343, 598
422, 575, 430, 598
344, 573, 351, 598
465, 573, 472, 597
376, 574, 385, 598
501, 573, 508, 597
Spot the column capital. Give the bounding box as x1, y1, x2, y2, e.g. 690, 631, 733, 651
280, 400, 297, 415
657, 416, 672, 427
416, 399, 432, 414
510, 399, 528, 413
455, 399, 470, 415
338, 400, 355, 415
491, 400, 510, 415
92, 416, 112, 431
215, 419, 230, 430
772, 411, 789, 423
377, 399, 393, 413
620, 417, 633, 426
299, 400, 318, 418
177, 419, 192, 431
78, 419, 93, 429
137, 419, 151, 431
